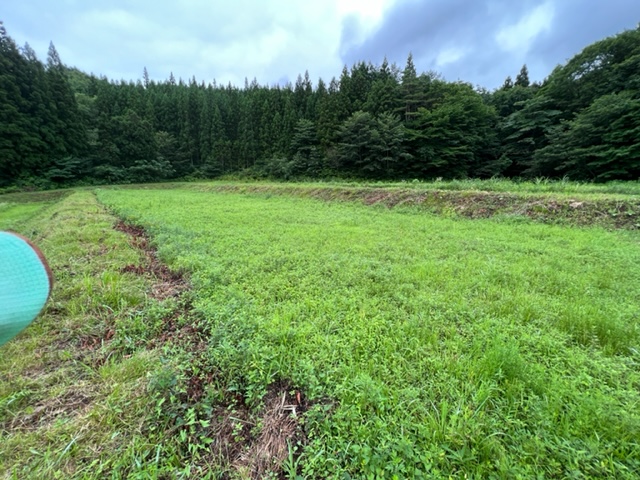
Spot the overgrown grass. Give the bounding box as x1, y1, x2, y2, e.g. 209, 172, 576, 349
3, 184, 639, 477
0, 189, 74, 230
97, 187, 640, 478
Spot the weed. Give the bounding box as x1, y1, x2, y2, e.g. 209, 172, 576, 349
95, 186, 640, 478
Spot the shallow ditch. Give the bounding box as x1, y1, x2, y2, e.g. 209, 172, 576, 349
113, 219, 309, 478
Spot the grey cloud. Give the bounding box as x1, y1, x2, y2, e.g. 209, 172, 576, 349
340, 14, 365, 57
341, 0, 640, 89
5, 0, 637, 90
528, 0, 640, 68
3, 0, 344, 86
341, 0, 537, 61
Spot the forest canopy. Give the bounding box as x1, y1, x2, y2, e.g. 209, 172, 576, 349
1, 22, 639, 188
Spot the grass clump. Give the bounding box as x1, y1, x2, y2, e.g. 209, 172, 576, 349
97, 187, 640, 478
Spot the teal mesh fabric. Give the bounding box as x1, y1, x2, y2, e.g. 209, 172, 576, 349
0, 232, 51, 346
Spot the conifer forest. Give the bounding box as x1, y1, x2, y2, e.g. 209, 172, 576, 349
1, 22, 639, 187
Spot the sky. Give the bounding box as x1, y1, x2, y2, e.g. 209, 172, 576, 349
3, 0, 639, 90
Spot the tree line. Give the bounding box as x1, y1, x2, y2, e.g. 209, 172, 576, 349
1, 21, 639, 188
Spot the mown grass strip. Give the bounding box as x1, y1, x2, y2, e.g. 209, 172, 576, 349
0, 192, 179, 478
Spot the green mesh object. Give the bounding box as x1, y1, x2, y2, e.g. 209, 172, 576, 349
0, 231, 52, 346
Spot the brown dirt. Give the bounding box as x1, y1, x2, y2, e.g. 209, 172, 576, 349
233, 386, 306, 478
196, 385, 308, 479
113, 220, 206, 354
115, 221, 188, 301
8, 389, 94, 431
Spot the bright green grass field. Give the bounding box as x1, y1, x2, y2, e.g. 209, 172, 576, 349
0, 202, 49, 230
97, 188, 640, 479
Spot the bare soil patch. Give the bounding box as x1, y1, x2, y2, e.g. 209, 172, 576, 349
115, 221, 188, 300
8, 389, 94, 431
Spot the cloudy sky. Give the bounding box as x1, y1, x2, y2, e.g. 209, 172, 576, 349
3, 0, 639, 90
